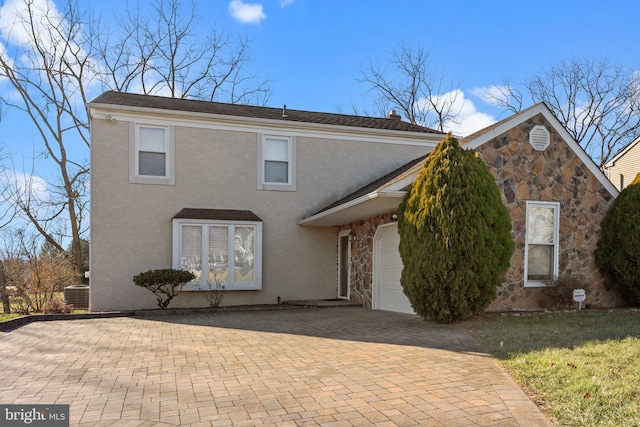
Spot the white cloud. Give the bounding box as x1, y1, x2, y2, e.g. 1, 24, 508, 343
471, 85, 513, 107
0, 0, 63, 51
280, 0, 295, 7
0, 170, 51, 209
228, 0, 266, 24
430, 89, 497, 137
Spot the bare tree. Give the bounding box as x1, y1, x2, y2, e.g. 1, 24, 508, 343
0, 229, 77, 314
0, 0, 93, 276
0, 0, 272, 278
488, 58, 640, 167
97, 0, 271, 104
357, 43, 461, 130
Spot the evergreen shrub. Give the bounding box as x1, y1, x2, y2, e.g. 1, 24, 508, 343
595, 173, 640, 305
397, 134, 514, 323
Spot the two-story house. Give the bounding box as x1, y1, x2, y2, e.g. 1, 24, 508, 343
88, 92, 622, 313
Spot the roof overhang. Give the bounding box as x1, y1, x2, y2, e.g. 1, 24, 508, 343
298, 191, 405, 227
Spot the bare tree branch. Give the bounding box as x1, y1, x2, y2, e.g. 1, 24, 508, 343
357, 42, 461, 130
525, 57, 640, 166
96, 0, 271, 105
0, 0, 92, 276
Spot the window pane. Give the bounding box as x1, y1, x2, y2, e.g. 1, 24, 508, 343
264, 138, 288, 161
181, 225, 202, 281
265, 160, 288, 183
208, 226, 228, 284
139, 151, 167, 176
527, 244, 553, 280
234, 226, 255, 282
139, 127, 166, 152
529, 207, 554, 244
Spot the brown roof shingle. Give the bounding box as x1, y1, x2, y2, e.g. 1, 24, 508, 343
174, 208, 262, 222
89, 91, 444, 134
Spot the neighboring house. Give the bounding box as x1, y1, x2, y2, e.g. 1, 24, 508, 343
604, 136, 640, 191
88, 93, 621, 313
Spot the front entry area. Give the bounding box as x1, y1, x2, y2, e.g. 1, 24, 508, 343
372, 223, 415, 314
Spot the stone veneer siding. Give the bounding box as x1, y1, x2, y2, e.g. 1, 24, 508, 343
477, 113, 620, 310
339, 212, 395, 309
340, 113, 622, 312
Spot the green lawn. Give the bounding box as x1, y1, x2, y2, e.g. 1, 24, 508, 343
0, 313, 20, 322
460, 309, 640, 427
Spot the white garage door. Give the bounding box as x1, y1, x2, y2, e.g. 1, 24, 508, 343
373, 223, 415, 314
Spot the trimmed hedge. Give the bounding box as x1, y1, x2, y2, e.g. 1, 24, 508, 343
133, 269, 195, 309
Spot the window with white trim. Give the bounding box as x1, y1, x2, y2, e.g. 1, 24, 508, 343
138, 125, 167, 177
130, 123, 175, 185
525, 201, 559, 286
257, 135, 296, 191
173, 219, 262, 291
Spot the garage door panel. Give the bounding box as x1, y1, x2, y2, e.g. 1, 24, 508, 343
374, 224, 415, 315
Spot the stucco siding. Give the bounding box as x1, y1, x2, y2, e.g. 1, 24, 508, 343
90, 116, 432, 311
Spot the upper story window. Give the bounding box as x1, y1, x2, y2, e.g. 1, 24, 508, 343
524, 201, 560, 287
257, 134, 296, 191
129, 123, 175, 185
138, 125, 167, 177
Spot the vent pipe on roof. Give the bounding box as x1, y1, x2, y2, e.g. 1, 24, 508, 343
282, 104, 288, 118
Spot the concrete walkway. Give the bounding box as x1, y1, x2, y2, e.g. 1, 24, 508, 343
0, 307, 552, 426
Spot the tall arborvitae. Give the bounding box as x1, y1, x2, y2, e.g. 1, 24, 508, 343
595, 173, 640, 305
397, 134, 514, 323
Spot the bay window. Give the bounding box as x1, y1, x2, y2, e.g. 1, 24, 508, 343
173, 211, 262, 291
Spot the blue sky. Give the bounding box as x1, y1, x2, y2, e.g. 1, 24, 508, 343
0, 0, 640, 217
86, 0, 640, 134
202, 1, 638, 129
0, 0, 639, 240
2, 0, 639, 143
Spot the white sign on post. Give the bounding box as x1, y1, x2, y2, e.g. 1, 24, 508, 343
573, 289, 586, 310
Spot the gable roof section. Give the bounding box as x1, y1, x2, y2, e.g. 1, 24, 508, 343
89, 91, 443, 134
300, 103, 619, 227
605, 135, 640, 168
460, 103, 618, 196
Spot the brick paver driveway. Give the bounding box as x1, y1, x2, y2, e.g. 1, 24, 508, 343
0, 307, 551, 426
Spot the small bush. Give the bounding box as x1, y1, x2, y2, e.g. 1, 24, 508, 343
543, 276, 583, 310
595, 175, 640, 305
198, 273, 225, 308
133, 269, 195, 309
44, 299, 74, 314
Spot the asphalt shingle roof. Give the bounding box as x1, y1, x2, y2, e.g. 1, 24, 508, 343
89, 91, 444, 134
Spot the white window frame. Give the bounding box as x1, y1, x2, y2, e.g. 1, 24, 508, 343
524, 201, 560, 287
172, 218, 262, 291
257, 134, 296, 191
130, 123, 175, 185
